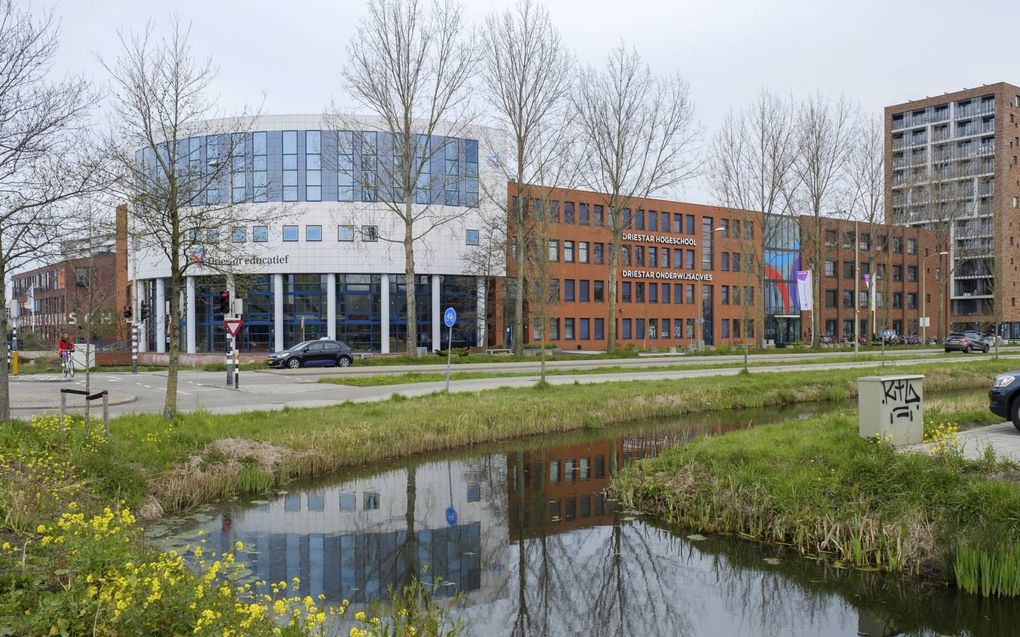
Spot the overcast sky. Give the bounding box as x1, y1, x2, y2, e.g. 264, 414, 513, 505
52, 0, 1020, 202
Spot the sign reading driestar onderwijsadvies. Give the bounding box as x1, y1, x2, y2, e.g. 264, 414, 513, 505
621, 270, 713, 281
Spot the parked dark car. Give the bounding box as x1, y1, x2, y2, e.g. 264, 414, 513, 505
267, 339, 353, 369
989, 371, 1020, 431
944, 331, 990, 354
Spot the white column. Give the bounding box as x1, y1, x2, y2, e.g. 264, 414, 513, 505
431, 274, 441, 351
476, 276, 486, 348
155, 278, 166, 353
186, 276, 196, 354
326, 273, 337, 340
274, 273, 284, 352
380, 274, 390, 354
137, 280, 147, 352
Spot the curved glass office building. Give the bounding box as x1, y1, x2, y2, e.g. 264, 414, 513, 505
130, 115, 503, 355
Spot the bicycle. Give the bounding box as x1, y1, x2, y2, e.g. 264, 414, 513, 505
60, 350, 75, 379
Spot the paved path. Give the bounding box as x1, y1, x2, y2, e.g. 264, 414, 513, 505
8, 352, 1019, 419
953, 422, 1020, 462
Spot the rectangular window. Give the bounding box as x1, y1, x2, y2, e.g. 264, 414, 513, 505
579, 203, 590, 225
362, 225, 378, 242
593, 205, 604, 226
825, 260, 836, 277
732, 253, 740, 272
305, 130, 321, 201
580, 318, 590, 340
720, 218, 730, 238
686, 214, 695, 235
843, 261, 855, 279
283, 225, 298, 242
635, 319, 645, 340
579, 280, 590, 302
662, 283, 670, 304
593, 243, 604, 265
662, 318, 670, 339
685, 284, 695, 304
336, 225, 357, 242
564, 318, 575, 340
563, 202, 575, 224
721, 286, 729, 304
843, 290, 853, 308
635, 282, 644, 303
907, 265, 917, 282
647, 210, 657, 231
621, 319, 632, 340
721, 251, 729, 272
892, 237, 903, 254
907, 238, 917, 255
362, 131, 378, 201
578, 241, 589, 263
466, 229, 480, 245
563, 241, 575, 263
673, 249, 683, 269
337, 131, 355, 201
231, 133, 246, 203
673, 213, 683, 234
685, 249, 695, 270
306, 225, 322, 241
282, 130, 298, 202
253, 131, 267, 202
564, 279, 575, 302
825, 289, 837, 308
825, 230, 837, 247
593, 281, 604, 302
659, 247, 669, 268
231, 227, 246, 243
594, 318, 605, 340
674, 283, 683, 303
634, 246, 644, 267
253, 225, 268, 242
548, 240, 559, 262
893, 265, 903, 281
721, 318, 730, 339
621, 282, 632, 303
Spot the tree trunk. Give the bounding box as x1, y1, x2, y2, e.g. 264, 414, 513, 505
0, 288, 9, 422
164, 263, 181, 420
404, 211, 417, 357
606, 229, 619, 352
513, 196, 525, 355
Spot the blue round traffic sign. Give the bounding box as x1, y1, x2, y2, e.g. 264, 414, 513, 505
445, 506, 458, 526
443, 307, 457, 328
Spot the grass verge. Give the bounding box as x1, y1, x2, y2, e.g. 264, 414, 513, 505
613, 408, 1020, 597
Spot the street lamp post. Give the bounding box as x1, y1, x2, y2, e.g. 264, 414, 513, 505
921, 250, 948, 343
696, 226, 726, 352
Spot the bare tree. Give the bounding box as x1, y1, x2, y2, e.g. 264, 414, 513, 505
846, 114, 884, 350
480, 0, 572, 355
104, 17, 264, 419
339, 0, 476, 356
792, 92, 856, 346
574, 44, 699, 352
707, 89, 798, 365
0, 1, 99, 421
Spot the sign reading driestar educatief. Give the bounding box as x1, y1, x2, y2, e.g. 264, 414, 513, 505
622, 233, 698, 246
621, 270, 713, 281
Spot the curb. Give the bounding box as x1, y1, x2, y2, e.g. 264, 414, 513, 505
10, 394, 139, 411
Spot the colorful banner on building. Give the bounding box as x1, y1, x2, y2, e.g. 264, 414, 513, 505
796, 270, 812, 312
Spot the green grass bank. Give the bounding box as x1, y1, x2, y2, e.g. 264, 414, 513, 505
613, 409, 1020, 597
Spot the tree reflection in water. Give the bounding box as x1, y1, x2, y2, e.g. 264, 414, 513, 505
147, 408, 1020, 637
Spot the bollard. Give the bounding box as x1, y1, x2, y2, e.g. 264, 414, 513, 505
131, 323, 138, 374
11, 351, 18, 376
60, 391, 66, 420
102, 392, 109, 438
226, 341, 233, 387
233, 347, 239, 389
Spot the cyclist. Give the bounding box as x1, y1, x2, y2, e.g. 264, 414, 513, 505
57, 333, 75, 377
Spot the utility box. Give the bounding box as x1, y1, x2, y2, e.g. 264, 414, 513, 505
71, 344, 95, 371
857, 375, 924, 445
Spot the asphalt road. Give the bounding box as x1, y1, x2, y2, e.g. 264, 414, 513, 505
11, 349, 1019, 419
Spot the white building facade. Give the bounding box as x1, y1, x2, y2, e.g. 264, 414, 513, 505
130, 115, 504, 355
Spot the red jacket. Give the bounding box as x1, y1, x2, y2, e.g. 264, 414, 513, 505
58, 338, 75, 353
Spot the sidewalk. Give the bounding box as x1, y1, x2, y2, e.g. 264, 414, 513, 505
904, 422, 1020, 463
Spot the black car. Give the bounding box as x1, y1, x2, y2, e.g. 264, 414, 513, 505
944, 330, 990, 354
989, 371, 1020, 431
267, 339, 353, 369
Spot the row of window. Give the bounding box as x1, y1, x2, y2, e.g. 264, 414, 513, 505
824, 289, 923, 310
534, 317, 756, 341
824, 319, 917, 339
824, 230, 919, 254
217, 224, 482, 246
823, 261, 922, 282
521, 198, 754, 239
548, 279, 756, 307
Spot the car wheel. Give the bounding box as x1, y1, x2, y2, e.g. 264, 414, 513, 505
287, 357, 301, 369
1011, 396, 1020, 433
337, 356, 352, 368
963, 345, 971, 354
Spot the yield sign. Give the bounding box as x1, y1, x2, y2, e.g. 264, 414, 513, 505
224, 318, 243, 338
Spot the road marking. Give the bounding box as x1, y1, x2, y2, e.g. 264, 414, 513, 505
177, 391, 192, 396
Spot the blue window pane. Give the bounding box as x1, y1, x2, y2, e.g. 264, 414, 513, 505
253, 226, 268, 242
283, 131, 297, 154
253, 132, 267, 155
465, 229, 479, 245
338, 225, 355, 241
305, 130, 321, 154
283, 225, 298, 241
253, 156, 267, 172
306, 225, 322, 241
283, 172, 297, 186
306, 171, 321, 186
464, 139, 478, 163
283, 155, 297, 170
283, 186, 297, 201
306, 186, 321, 201
232, 227, 246, 243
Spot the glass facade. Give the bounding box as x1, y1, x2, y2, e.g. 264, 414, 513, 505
284, 275, 328, 345
140, 130, 481, 208
338, 274, 381, 352
763, 214, 802, 345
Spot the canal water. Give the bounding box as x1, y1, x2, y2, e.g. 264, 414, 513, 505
146, 399, 1019, 636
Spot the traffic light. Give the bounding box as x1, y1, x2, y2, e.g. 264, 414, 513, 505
140, 301, 150, 321
218, 290, 230, 315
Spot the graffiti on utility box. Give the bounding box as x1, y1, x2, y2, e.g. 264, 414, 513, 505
881, 378, 922, 424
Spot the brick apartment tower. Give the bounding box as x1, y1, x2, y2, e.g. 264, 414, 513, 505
885, 82, 1020, 339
